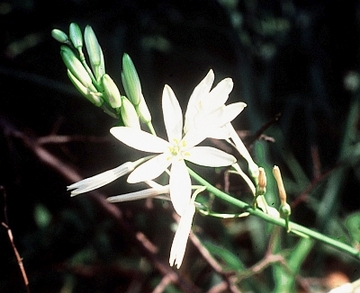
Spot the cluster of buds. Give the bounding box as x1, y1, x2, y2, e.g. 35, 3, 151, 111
51, 23, 151, 129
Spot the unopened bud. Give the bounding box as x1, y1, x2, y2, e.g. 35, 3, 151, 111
121, 96, 140, 129
258, 167, 266, 191
84, 25, 105, 80
273, 165, 286, 205
137, 94, 152, 123
279, 202, 291, 218
67, 70, 102, 106
69, 23, 83, 50
51, 29, 70, 44
101, 74, 122, 109
61, 46, 92, 87
121, 53, 142, 106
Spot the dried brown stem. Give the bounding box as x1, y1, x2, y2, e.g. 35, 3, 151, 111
0, 118, 200, 293
1, 186, 30, 293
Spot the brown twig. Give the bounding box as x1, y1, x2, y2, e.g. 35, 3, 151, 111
0, 118, 201, 293
1, 186, 30, 293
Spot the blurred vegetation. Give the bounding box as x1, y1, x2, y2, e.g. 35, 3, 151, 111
1, 0, 360, 292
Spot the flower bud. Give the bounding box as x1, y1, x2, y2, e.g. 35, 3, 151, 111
121, 96, 140, 129
279, 202, 291, 218
84, 25, 105, 80
257, 167, 266, 194
121, 53, 142, 106
69, 23, 83, 50
60, 46, 92, 87
51, 29, 70, 44
137, 94, 152, 123
101, 74, 122, 109
67, 70, 102, 106
272, 165, 286, 205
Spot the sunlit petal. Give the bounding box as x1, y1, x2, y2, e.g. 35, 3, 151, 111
182, 129, 207, 149
169, 200, 196, 268
199, 102, 247, 130
205, 77, 234, 111
170, 160, 191, 215
67, 161, 137, 196
127, 153, 171, 183
187, 146, 236, 167
162, 85, 183, 142
110, 126, 169, 153
184, 69, 214, 133
187, 69, 214, 108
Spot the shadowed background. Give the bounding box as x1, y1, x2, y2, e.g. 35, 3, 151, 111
1, 0, 360, 292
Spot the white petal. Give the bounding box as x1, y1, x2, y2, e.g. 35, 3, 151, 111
67, 162, 136, 196
206, 125, 232, 140
198, 102, 246, 131
184, 70, 214, 133
187, 146, 236, 167
169, 160, 191, 216
107, 185, 170, 203
182, 129, 207, 149
204, 77, 234, 112
127, 153, 171, 183
169, 200, 196, 269
110, 126, 169, 153
187, 69, 214, 109
162, 85, 183, 142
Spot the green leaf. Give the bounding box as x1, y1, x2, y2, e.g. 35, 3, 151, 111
346, 212, 360, 243
203, 240, 245, 271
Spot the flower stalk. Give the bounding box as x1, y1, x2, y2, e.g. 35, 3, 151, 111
188, 168, 360, 260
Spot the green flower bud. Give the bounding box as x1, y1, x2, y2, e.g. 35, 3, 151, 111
69, 23, 83, 50
101, 74, 122, 109
60, 45, 92, 87
279, 203, 291, 218
137, 95, 152, 123
121, 53, 142, 106
67, 70, 102, 106
51, 29, 70, 44
84, 25, 105, 80
121, 96, 140, 129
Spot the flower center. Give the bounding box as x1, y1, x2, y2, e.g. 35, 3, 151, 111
168, 138, 189, 159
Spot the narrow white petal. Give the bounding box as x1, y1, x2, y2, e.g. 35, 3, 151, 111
205, 77, 234, 111
206, 126, 232, 139
162, 85, 183, 142
187, 146, 236, 167
169, 200, 196, 268
110, 126, 169, 153
184, 70, 214, 133
187, 69, 214, 108
227, 123, 259, 177
170, 160, 191, 216
198, 102, 246, 131
67, 162, 136, 196
107, 185, 170, 203
127, 153, 171, 183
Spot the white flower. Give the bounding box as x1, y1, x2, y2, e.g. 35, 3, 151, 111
169, 197, 196, 268
184, 69, 258, 178
110, 83, 239, 215
184, 69, 247, 139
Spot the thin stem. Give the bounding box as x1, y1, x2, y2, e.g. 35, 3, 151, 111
146, 121, 157, 136
188, 169, 360, 260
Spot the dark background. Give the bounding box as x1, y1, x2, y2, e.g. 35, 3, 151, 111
1, 0, 360, 292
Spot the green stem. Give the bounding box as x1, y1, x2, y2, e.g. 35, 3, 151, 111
188, 168, 360, 260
